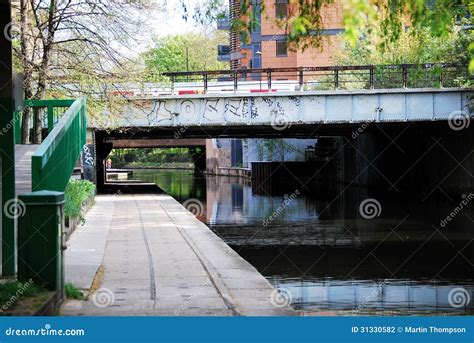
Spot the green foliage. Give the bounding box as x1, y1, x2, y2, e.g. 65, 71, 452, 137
343, 0, 470, 47
337, 22, 471, 66
110, 148, 195, 168
305, 20, 472, 91
0, 281, 42, 306
257, 139, 302, 162
64, 180, 96, 221
65, 282, 85, 300
334, 22, 472, 88
143, 31, 229, 81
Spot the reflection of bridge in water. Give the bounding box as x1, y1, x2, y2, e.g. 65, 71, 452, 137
272, 278, 474, 313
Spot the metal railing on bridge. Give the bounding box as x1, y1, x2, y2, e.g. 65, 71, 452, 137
22, 98, 87, 192
163, 63, 470, 95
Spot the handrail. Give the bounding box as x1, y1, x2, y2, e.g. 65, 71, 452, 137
31, 98, 87, 192
24, 99, 75, 134
163, 63, 457, 77
162, 63, 468, 93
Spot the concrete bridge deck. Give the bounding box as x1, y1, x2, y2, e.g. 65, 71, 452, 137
62, 193, 295, 316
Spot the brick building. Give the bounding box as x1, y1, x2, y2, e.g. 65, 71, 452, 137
218, 0, 344, 70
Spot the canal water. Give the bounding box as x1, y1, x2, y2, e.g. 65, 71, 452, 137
133, 169, 473, 315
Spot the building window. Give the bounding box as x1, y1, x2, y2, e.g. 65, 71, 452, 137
275, 0, 288, 19
276, 40, 287, 56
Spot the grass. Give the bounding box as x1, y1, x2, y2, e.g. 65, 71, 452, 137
64, 179, 96, 221
65, 282, 86, 300
0, 280, 43, 312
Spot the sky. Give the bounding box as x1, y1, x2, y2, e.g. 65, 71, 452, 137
132, 0, 214, 54
151, 1, 198, 36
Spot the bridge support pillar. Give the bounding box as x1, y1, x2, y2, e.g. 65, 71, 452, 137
190, 147, 206, 174
94, 131, 113, 194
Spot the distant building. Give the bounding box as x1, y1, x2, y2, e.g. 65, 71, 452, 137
218, 0, 344, 70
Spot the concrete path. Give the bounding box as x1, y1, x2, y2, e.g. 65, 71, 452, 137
64, 195, 115, 289
15, 144, 38, 195
62, 194, 295, 316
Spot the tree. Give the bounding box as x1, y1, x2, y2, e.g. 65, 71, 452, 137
179, 0, 473, 72
336, 24, 471, 66
256, 139, 303, 162
12, 0, 158, 143
143, 31, 229, 80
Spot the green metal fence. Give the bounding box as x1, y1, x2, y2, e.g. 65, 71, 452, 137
29, 98, 87, 192
15, 99, 75, 144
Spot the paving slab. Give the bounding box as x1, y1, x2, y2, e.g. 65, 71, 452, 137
62, 193, 296, 316
64, 195, 115, 289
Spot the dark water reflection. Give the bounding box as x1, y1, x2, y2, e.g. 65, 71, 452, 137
134, 169, 474, 314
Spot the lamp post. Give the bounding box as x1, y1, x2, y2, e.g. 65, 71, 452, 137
255, 50, 262, 90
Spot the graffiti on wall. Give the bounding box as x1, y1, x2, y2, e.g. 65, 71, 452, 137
82, 144, 95, 182
146, 100, 174, 125
132, 95, 305, 127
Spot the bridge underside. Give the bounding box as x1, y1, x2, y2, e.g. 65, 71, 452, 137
96, 120, 455, 140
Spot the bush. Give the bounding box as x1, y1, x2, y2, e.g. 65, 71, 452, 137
64, 179, 96, 221
65, 282, 85, 300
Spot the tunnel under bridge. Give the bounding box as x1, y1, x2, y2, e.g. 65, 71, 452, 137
89, 86, 473, 196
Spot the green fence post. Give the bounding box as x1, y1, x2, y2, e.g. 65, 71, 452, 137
0, 1, 16, 276
14, 110, 22, 144
47, 106, 54, 133
17, 191, 65, 295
